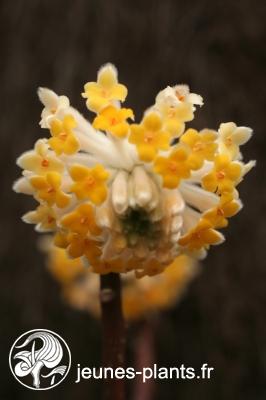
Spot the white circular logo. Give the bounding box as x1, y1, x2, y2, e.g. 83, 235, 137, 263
9, 329, 71, 390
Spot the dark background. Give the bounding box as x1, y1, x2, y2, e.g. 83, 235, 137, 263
1, 0, 265, 399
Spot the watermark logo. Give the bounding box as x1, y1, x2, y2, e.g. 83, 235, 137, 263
9, 329, 71, 390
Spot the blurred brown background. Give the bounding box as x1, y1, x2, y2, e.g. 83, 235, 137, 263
1, 0, 266, 399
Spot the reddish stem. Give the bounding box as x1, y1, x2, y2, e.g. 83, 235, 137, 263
100, 273, 126, 400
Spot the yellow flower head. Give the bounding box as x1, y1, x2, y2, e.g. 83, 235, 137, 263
30, 172, 70, 208
48, 245, 86, 284
82, 64, 127, 113
22, 204, 57, 232
70, 164, 109, 205
179, 219, 224, 250
218, 122, 253, 160
161, 107, 187, 137
14, 64, 255, 277
202, 154, 243, 194
54, 230, 102, 263
70, 236, 102, 262
129, 112, 171, 162
180, 128, 218, 170
61, 203, 101, 236
38, 87, 70, 128
154, 85, 203, 136
153, 145, 191, 188
49, 114, 79, 155
203, 193, 242, 228
93, 105, 134, 138
123, 255, 197, 319
17, 139, 64, 175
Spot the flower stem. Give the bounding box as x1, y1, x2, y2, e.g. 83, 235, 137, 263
100, 273, 126, 400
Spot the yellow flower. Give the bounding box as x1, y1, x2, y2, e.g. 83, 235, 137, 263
46, 246, 99, 316
202, 154, 242, 194
124, 255, 197, 319
68, 234, 102, 264
179, 219, 224, 250
54, 230, 102, 263
38, 87, 70, 128
136, 258, 166, 278
70, 164, 109, 205
93, 105, 134, 138
203, 193, 241, 228
161, 108, 186, 137
161, 104, 194, 137
30, 172, 71, 208
155, 85, 203, 137
49, 115, 79, 155
153, 145, 191, 188
22, 204, 56, 231
218, 122, 253, 160
82, 64, 127, 113
48, 246, 86, 284
17, 139, 64, 175
61, 203, 101, 236
129, 112, 171, 162
70, 236, 101, 261
180, 128, 218, 170
54, 231, 71, 248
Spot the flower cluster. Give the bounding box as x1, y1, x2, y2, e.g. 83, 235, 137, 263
14, 64, 255, 276
46, 244, 197, 320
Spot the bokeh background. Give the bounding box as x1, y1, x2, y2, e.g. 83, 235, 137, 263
1, 0, 266, 399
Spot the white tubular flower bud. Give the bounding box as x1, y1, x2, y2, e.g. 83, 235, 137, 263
111, 170, 129, 215
163, 189, 185, 217
146, 178, 160, 212
171, 215, 183, 234
132, 166, 153, 208
96, 201, 115, 230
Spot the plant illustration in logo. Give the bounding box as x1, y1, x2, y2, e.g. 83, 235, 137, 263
13, 331, 67, 389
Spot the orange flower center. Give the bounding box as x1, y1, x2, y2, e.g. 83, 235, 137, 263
192, 231, 202, 240
175, 91, 185, 101
217, 208, 224, 216
41, 159, 49, 167
101, 89, 109, 98
193, 141, 204, 152
225, 136, 233, 146
144, 132, 154, 143
80, 217, 88, 225
86, 176, 95, 186
216, 171, 225, 180
59, 132, 68, 141
47, 186, 55, 194
47, 216, 55, 224
168, 161, 178, 172
110, 117, 117, 126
